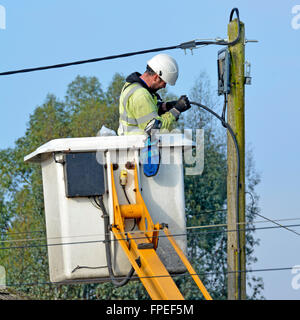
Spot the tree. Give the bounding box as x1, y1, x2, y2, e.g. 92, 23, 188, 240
65, 75, 105, 114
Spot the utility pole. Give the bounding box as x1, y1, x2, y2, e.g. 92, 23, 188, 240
227, 18, 246, 300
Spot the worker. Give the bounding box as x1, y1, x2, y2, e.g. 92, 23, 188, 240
118, 53, 191, 135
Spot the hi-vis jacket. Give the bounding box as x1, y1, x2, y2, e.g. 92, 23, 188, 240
118, 72, 176, 135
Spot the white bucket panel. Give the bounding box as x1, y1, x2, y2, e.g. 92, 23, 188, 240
25, 134, 192, 283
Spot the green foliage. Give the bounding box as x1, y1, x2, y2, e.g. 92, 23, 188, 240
105, 73, 126, 107
65, 75, 105, 113
0, 74, 126, 299
0, 72, 263, 300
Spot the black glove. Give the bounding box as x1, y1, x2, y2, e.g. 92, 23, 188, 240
163, 98, 191, 113
158, 100, 176, 116
165, 100, 177, 111
169, 95, 191, 120
174, 95, 191, 113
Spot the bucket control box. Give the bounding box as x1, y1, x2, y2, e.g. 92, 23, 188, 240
63, 152, 105, 197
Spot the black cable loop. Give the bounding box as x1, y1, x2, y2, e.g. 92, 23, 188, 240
190, 100, 242, 300
230, 7, 240, 23
194, 8, 240, 47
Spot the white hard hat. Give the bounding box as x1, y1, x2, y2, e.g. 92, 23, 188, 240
147, 54, 179, 86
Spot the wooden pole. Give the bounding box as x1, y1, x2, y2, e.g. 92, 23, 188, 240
227, 19, 246, 300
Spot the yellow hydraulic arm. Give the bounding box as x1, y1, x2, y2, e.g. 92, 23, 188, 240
110, 163, 212, 300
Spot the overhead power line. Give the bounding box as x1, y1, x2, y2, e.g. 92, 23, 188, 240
246, 191, 300, 237
0, 9, 241, 77
1, 222, 300, 251
3, 209, 300, 239
1, 217, 300, 244
4, 265, 300, 289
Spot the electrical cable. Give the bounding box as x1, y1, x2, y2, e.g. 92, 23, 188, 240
0, 44, 178, 76
190, 100, 242, 299
193, 8, 241, 47
221, 93, 228, 128
0, 8, 240, 77
190, 97, 300, 297
97, 194, 135, 287
71, 265, 107, 273
3, 217, 300, 245
5, 265, 300, 290
2, 223, 300, 251
245, 191, 300, 237
0, 230, 44, 236
3, 211, 300, 238
89, 196, 102, 210
121, 185, 131, 205
92, 194, 135, 286
3, 213, 300, 240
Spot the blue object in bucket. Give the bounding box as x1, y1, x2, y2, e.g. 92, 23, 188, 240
141, 137, 160, 177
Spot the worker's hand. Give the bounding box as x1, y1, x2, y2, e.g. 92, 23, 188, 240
158, 101, 176, 116
174, 95, 191, 113
165, 100, 177, 111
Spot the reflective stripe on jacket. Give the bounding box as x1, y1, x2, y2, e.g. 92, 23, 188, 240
118, 82, 176, 136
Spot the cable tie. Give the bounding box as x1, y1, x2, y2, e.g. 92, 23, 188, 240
178, 40, 197, 50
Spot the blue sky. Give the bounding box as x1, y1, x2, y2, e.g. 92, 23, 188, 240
0, 0, 300, 299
